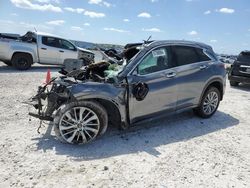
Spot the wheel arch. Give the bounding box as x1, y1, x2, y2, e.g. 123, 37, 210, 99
199, 79, 224, 104
87, 98, 122, 129
11, 51, 34, 64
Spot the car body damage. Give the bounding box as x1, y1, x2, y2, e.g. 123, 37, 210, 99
28, 40, 226, 144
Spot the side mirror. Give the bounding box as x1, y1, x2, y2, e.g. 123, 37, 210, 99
132, 82, 149, 101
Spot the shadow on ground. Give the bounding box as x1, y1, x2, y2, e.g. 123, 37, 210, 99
33, 110, 239, 160
230, 83, 250, 92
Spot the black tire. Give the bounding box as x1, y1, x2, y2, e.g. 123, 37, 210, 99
230, 81, 239, 86
11, 53, 32, 70
3, 61, 12, 66
194, 87, 221, 118
54, 101, 108, 144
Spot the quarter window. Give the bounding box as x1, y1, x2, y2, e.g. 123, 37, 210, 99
138, 47, 173, 75
196, 48, 211, 61
204, 50, 217, 61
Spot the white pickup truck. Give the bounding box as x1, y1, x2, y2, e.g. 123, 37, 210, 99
0, 31, 95, 70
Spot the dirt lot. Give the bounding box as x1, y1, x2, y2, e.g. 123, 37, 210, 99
0, 61, 250, 188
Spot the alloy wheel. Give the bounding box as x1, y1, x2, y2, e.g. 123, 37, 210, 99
59, 107, 100, 144
202, 91, 219, 115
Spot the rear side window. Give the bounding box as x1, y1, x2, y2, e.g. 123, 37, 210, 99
172, 46, 199, 66
237, 52, 250, 62
172, 46, 211, 66
42, 37, 58, 48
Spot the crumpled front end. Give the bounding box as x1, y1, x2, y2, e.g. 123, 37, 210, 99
78, 48, 95, 65
28, 78, 75, 121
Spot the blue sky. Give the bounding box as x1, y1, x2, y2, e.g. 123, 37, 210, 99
0, 0, 250, 54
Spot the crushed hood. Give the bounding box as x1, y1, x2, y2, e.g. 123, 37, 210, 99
77, 47, 94, 54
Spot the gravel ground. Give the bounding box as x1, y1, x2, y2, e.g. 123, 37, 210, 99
0, 61, 250, 188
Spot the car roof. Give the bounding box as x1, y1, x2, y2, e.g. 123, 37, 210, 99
35, 31, 63, 38
147, 40, 213, 51
119, 40, 215, 78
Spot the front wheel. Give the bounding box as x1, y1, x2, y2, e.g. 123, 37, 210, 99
54, 101, 108, 144
194, 87, 221, 118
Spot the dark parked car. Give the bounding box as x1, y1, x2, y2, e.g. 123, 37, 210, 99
228, 51, 250, 86
29, 40, 226, 144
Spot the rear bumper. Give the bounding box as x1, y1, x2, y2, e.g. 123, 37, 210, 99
228, 74, 250, 84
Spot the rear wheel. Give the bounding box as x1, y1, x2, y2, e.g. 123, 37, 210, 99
11, 53, 32, 70
194, 87, 220, 118
54, 101, 108, 144
230, 81, 239, 86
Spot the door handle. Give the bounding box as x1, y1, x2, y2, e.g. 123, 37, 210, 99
165, 72, 176, 78
59, 50, 64, 53
200, 65, 208, 70
41, 48, 47, 50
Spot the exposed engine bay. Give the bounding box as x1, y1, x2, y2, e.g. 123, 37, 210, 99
59, 60, 123, 83
60, 41, 146, 83
27, 56, 127, 124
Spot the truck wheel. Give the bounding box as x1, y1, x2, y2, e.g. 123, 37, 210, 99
12, 53, 32, 70
193, 87, 220, 118
54, 101, 108, 144
230, 81, 239, 86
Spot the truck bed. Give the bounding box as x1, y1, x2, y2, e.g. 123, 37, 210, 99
0, 33, 21, 40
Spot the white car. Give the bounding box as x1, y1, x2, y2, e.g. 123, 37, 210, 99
0, 31, 94, 70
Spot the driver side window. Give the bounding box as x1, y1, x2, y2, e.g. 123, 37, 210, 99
138, 47, 172, 75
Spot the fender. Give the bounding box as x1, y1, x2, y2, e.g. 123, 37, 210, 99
11, 44, 38, 63
198, 77, 225, 105
70, 82, 128, 123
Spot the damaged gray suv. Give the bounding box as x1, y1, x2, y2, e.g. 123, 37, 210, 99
29, 40, 226, 144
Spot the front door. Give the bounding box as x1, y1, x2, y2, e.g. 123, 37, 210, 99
127, 46, 178, 123
38, 36, 60, 64
58, 39, 78, 65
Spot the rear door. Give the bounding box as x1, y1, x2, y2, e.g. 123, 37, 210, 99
171, 45, 213, 109
38, 36, 60, 64
127, 46, 178, 123
57, 39, 78, 64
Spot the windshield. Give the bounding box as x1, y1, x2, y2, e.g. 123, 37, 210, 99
117, 46, 144, 75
